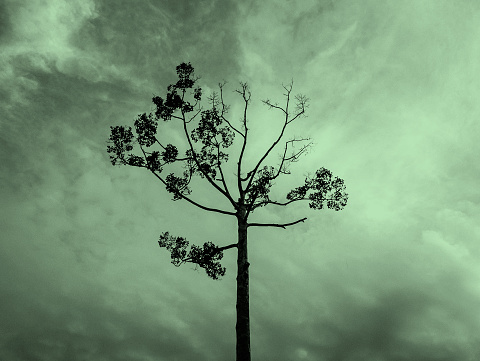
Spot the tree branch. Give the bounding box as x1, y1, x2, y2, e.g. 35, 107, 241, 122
147, 167, 237, 216
182, 242, 238, 262
251, 196, 344, 210
187, 108, 203, 123
244, 82, 305, 194
180, 105, 237, 208
247, 217, 307, 229
273, 137, 312, 179
236, 82, 250, 198
261, 100, 286, 114
217, 243, 238, 251
215, 142, 233, 200
254, 199, 298, 207
219, 83, 245, 138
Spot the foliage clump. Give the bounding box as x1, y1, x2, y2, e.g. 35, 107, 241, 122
159, 232, 226, 280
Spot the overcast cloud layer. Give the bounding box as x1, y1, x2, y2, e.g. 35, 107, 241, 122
1, 1, 480, 360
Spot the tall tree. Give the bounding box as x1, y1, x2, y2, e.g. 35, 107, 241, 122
107, 63, 348, 361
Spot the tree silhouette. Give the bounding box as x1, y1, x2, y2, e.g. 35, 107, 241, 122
107, 63, 348, 361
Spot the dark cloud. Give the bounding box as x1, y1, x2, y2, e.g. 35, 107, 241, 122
71, 0, 242, 84
249, 249, 480, 361
0, 286, 210, 360
0, 0, 12, 43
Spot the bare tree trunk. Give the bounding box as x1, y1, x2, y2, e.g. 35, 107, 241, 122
236, 204, 251, 361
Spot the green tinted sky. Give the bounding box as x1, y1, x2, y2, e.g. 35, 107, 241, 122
1, 0, 480, 360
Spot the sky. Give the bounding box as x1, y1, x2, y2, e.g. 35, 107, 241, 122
1, 0, 480, 360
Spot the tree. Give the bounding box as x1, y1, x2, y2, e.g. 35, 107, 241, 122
107, 63, 348, 361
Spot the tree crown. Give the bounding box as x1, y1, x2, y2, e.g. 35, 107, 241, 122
107, 62, 348, 279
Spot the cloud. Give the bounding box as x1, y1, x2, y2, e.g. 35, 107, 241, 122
2, 0, 480, 360
247, 219, 480, 360
1, 0, 98, 101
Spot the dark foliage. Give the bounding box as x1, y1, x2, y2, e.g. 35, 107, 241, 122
106, 62, 230, 200
287, 168, 348, 211
245, 166, 276, 209
107, 125, 134, 165
134, 113, 158, 147
158, 232, 226, 280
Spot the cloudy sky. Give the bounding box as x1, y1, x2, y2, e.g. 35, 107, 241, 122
2, 0, 480, 360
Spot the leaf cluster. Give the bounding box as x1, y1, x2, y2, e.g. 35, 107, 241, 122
287, 168, 348, 211
158, 232, 226, 280
245, 166, 276, 209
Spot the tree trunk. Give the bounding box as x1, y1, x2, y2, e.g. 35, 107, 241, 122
236, 204, 251, 361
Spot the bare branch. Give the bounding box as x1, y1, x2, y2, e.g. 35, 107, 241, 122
187, 108, 203, 123
215, 142, 233, 199
254, 199, 298, 207
154, 137, 166, 150
236, 82, 250, 198
286, 110, 305, 124
284, 143, 311, 161
171, 114, 185, 121
247, 217, 307, 229
240, 170, 254, 182
219, 83, 245, 138
261, 99, 286, 114
273, 137, 312, 179
282, 80, 293, 94
244, 85, 293, 192
221, 116, 245, 138
243, 82, 310, 196
217, 243, 238, 251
